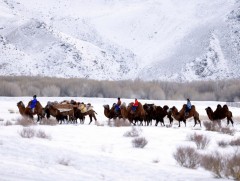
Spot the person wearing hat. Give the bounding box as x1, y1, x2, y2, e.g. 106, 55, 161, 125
185, 98, 192, 116
30, 95, 38, 113
114, 97, 121, 114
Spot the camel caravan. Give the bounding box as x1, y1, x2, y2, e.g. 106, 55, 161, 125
17, 96, 234, 127
17, 95, 99, 125
104, 98, 235, 127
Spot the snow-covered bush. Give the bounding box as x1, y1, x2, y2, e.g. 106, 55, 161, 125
187, 132, 210, 149
123, 126, 141, 137
19, 127, 35, 138
132, 137, 148, 148
173, 146, 200, 169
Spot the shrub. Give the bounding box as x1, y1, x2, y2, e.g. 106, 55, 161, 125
36, 130, 51, 140
152, 158, 160, 163
225, 153, 240, 180
187, 133, 210, 149
123, 126, 141, 137
19, 128, 35, 138
58, 158, 71, 166
40, 118, 58, 126
173, 146, 200, 169
201, 151, 240, 179
219, 127, 235, 136
229, 137, 240, 146
203, 121, 220, 132
200, 152, 226, 178
217, 140, 229, 148
114, 119, 131, 127
15, 118, 36, 127
4, 120, 13, 126
132, 137, 148, 148
203, 121, 235, 135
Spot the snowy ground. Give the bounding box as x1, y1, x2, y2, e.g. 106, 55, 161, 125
0, 97, 240, 181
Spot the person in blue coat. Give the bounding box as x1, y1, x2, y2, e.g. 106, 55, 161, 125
30, 95, 38, 113
185, 98, 192, 116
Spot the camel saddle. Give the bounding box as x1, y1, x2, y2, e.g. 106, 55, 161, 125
78, 103, 93, 113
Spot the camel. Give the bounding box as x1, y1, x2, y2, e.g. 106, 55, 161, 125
143, 103, 155, 126
205, 104, 233, 126
103, 104, 122, 120
17, 101, 44, 122
77, 103, 98, 125
45, 104, 70, 124
155, 105, 173, 126
127, 102, 146, 126
170, 105, 201, 127
120, 103, 138, 125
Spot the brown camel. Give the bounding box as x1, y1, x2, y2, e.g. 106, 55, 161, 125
170, 105, 201, 127
205, 104, 233, 126
120, 102, 137, 125
155, 105, 173, 126
127, 102, 146, 126
45, 104, 71, 124
77, 103, 97, 124
17, 101, 44, 122
103, 104, 122, 120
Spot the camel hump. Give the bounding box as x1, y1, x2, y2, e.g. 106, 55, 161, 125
223, 104, 229, 110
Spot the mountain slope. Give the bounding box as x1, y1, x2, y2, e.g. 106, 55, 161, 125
0, 0, 239, 81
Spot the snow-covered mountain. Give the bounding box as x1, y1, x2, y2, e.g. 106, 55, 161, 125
0, 0, 239, 81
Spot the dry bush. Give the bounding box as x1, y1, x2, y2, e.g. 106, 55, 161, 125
58, 158, 71, 166
15, 117, 36, 127
203, 121, 220, 132
219, 127, 235, 136
224, 153, 240, 180
123, 126, 142, 137
0, 118, 4, 122
4, 120, 13, 126
36, 130, 51, 140
132, 137, 148, 148
114, 118, 131, 127
201, 152, 226, 178
40, 118, 58, 126
217, 140, 229, 148
203, 121, 235, 135
187, 133, 210, 150
173, 146, 200, 169
152, 158, 160, 163
229, 137, 240, 146
201, 151, 240, 179
19, 127, 35, 138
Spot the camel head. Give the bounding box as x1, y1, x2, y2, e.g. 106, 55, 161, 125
163, 105, 169, 111
205, 107, 213, 120
103, 105, 110, 110
17, 101, 25, 108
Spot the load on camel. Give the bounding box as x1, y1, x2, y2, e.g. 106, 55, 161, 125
205, 104, 233, 126
17, 100, 45, 122
170, 104, 201, 127
45, 101, 75, 124
75, 103, 98, 125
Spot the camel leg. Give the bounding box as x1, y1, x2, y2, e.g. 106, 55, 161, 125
183, 119, 186, 127
161, 119, 165, 126
178, 121, 181, 127
227, 117, 234, 127
155, 120, 159, 126
89, 115, 93, 124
